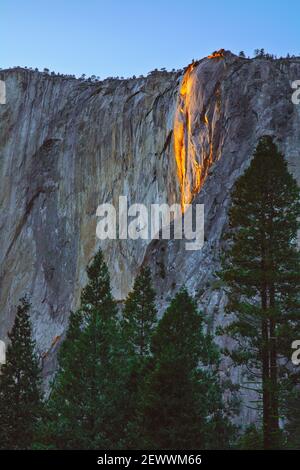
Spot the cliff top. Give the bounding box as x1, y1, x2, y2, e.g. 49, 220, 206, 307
2, 50, 300, 85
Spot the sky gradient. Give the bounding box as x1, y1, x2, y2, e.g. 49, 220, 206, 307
2, 0, 300, 78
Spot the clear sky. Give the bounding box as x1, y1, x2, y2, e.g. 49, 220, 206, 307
1, 0, 300, 78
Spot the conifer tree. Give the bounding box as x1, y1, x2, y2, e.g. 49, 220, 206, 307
41, 249, 126, 449
122, 266, 157, 358
284, 387, 300, 449
236, 425, 263, 449
219, 136, 300, 449
139, 288, 234, 449
0, 297, 42, 449
121, 266, 157, 448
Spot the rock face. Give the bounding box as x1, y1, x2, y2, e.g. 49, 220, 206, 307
0, 66, 181, 379
0, 53, 300, 412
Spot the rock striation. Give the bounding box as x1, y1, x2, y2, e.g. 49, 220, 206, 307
0, 52, 299, 406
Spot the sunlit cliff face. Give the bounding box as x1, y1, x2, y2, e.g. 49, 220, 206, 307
207, 49, 225, 59
174, 59, 223, 210
174, 62, 197, 209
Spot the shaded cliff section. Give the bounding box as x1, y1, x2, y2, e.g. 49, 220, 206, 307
0, 66, 181, 381
1, 53, 300, 393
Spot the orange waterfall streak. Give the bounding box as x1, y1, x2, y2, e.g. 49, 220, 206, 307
174, 120, 186, 197
173, 61, 219, 211
173, 63, 196, 210
173, 56, 224, 212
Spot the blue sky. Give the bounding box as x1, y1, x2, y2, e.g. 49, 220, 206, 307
1, 0, 300, 78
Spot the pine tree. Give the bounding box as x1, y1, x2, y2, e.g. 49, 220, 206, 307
122, 266, 157, 358
121, 266, 157, 448
139, 288, 234, 449
284, 387, 300, 449
0, 297, 42, 449
219, 136, 300, 449
236, 425, 263, 449
40, 249, 126, 449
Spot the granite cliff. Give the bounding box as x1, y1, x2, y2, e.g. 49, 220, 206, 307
0, 52, 299, 413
